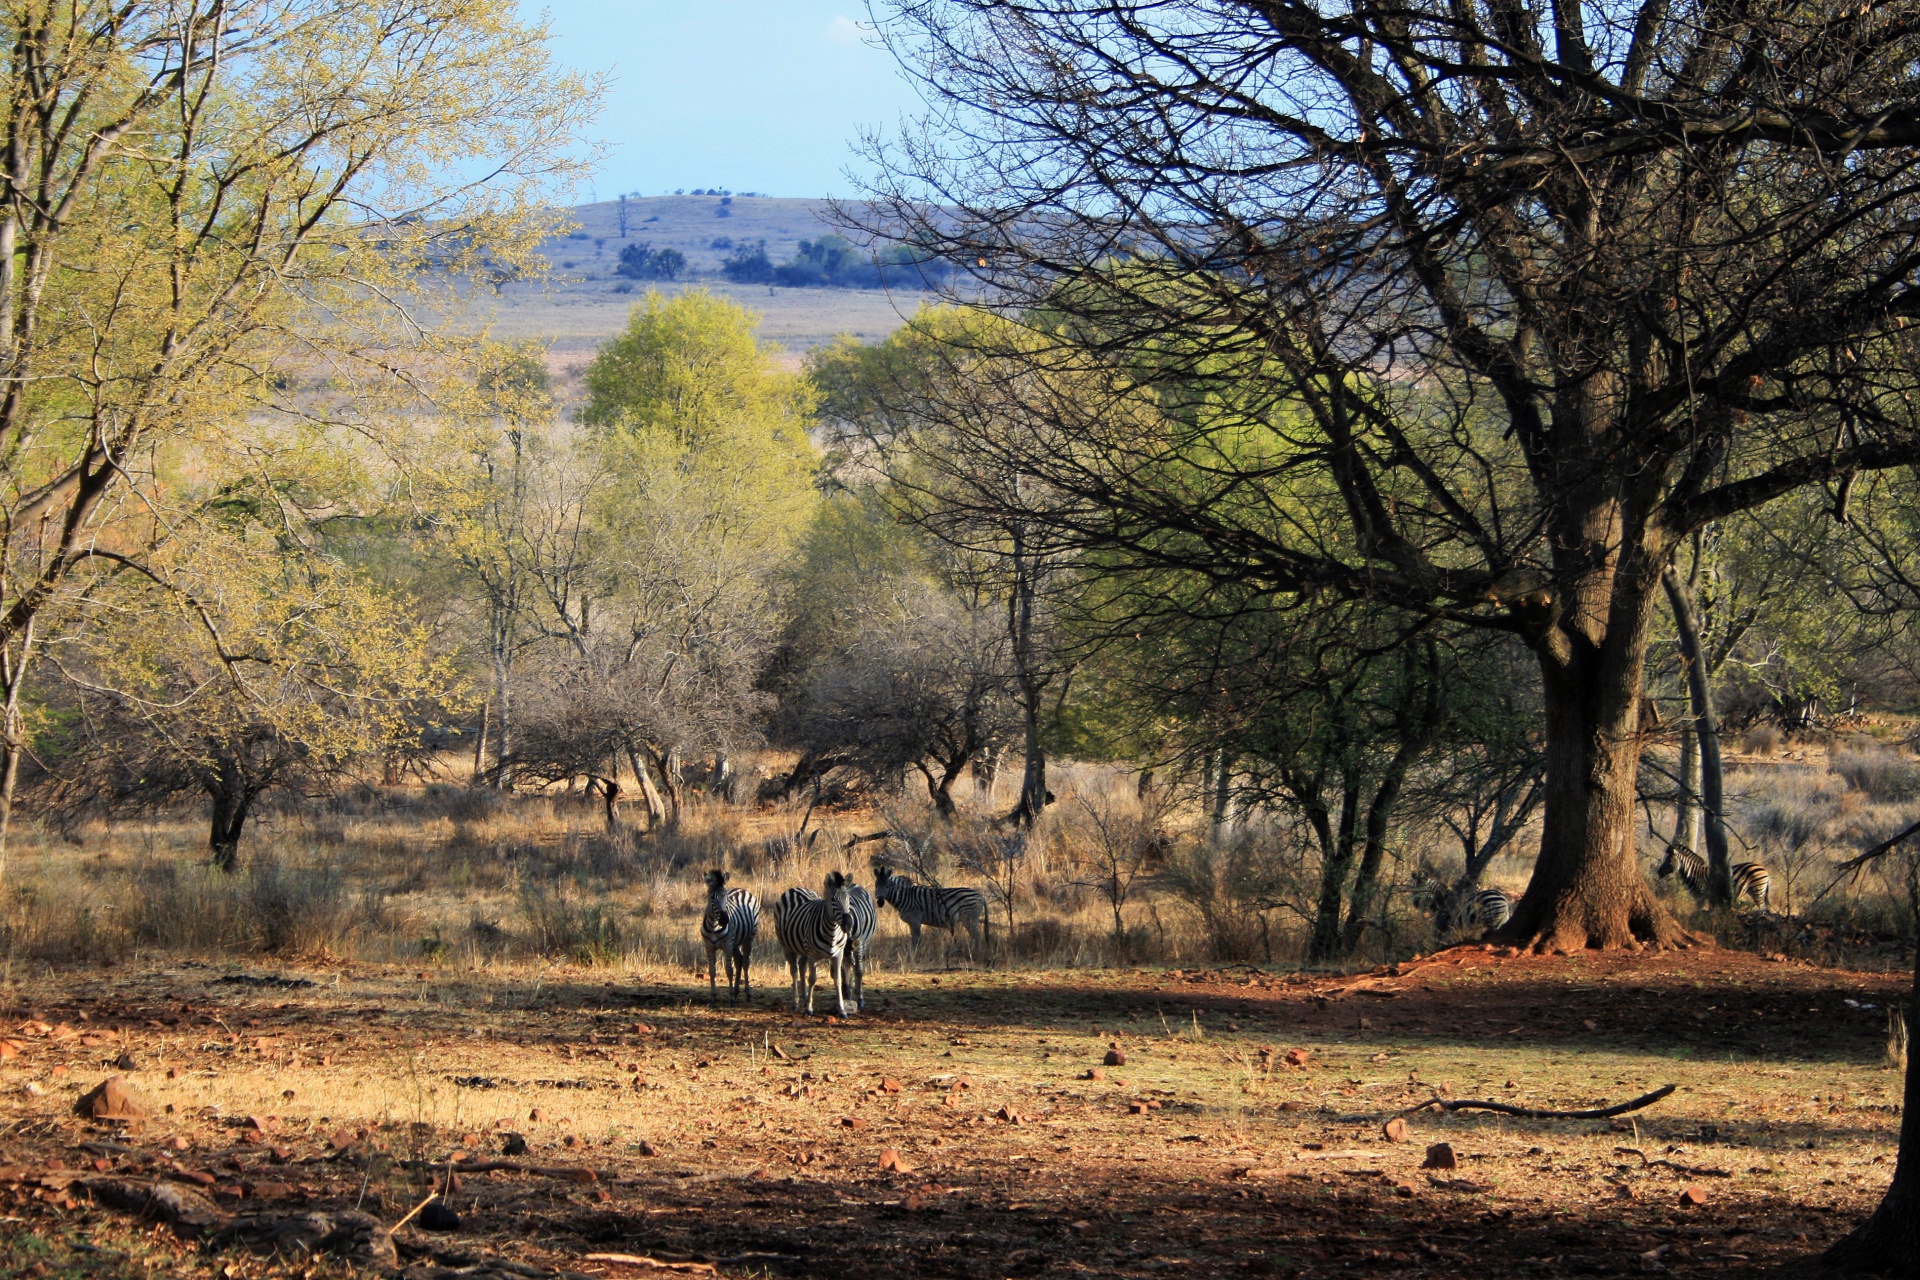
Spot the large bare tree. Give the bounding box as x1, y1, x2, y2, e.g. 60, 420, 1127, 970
858, 0, 1920, 958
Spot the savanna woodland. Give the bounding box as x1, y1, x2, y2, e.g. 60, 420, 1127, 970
0, 0, 1917, 1277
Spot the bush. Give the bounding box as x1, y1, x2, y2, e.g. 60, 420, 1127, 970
616, 243, 685, 281
1832, 748, 1920, 802
518, 883, 625, 964
721, 240, 774, 284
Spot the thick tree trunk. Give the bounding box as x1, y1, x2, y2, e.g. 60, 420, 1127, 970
1210, 750, 1234, 842
1823, 941, 1919, 1271
1664, 568, 1731, 901
1674, 724, 1700, 854
1502, 560, 1689, 952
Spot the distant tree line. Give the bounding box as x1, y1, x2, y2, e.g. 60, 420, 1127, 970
721, 235, 954, 290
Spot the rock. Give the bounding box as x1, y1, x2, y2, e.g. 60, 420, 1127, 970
1278, 1100, 1305, 1112
501, 1132, 528, 1156
73, 1075, 148, 1120
1679, 1184, 1709, 1206
417, 1200, 461, 1232
0, 1040, 20, 1060
637, 1140, 658, 1156
1104, 1049, 1126, 1066
1392, 1180, 1416, 1198
113, 1052, 142, 1071
996, 1105, 1022, 1123
840, 1116, 868, 1130
878, 1147, 910, 1172
1381, 1117, 1409, 1143
880, 1078, 903, 1094
528, 1108, 546, 1122
244, 1181, 293, 1200
563, 1134, 583, 1149
1421, 1143, 1457, 1170
87, 1177, 225, 1231
1283, 1048, 1310, 1067
1085, 1068, 1106, 1082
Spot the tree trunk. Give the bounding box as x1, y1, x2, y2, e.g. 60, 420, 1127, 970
1306, 783, 1360, 963
1210, 750, 1234, 842
490, 627, 514, 790
1675, 724, 1700, 854
1664, 568, 1731, 902
1823, 941, 1919, 1271
470, 692, 490, 786
208, 785, 254, 873
629, 749, 667, 825
1501, 562, 1689, 952
0, 615, 39, 882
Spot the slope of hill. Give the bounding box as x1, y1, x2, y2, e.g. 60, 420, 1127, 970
466, 196, 932, 383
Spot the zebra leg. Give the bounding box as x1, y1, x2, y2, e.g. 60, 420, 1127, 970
789, 954, 804, 1013
707, 945, 718, 1005
830, 953, 850, 1018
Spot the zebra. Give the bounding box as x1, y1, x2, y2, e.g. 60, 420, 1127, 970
872, 864, 990, 965
839, 879, 878, 1012
699, 869, 758, 1004
1409, 871, 1513, 934
1656, 845, 1772, 910
772, 872, 855, 1016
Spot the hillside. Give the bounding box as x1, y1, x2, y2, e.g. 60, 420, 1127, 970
467, 196, 932, 386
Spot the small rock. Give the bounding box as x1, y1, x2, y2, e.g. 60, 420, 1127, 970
563, 1134, 583, 1149
1283, 1048, 1310, 1067
0, 1040, 20, 1060
840, 1116, 868, 1130
637, 1140, 658, 1156
1392, 1180, 1416, 1198
73, 1075, 148, 1120
502, 1132, 528, 1156
1104, 1049, 1126, 1066
418, 1201, 462, 1232
245, 1180, 293, 1200
21, 1081, 43, 1097
113, 1052, 142, 1071
1679, 1184, 1709, 1206
529, 1108, 546, 1122
1421, 1143, 1457, 1170
878, 1147, 910, 1172
997, 1105, 1022, 1124
1085, 1067, 1106, 1082
1381, 1117, 1409, 1143
1278, 1100, 1305, 1112
880, 1077, 903, 1093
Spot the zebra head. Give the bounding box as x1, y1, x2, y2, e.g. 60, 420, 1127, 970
872, 863, 896, 904
824, 870, 857, 934
704, 868, 730, 924
1655, 845, 1683, 879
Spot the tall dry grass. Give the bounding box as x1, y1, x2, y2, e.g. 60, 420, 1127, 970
0, 741, 1913, 980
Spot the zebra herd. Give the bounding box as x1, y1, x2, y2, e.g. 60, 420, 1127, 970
1413, 846, 1772, 938
699, 864, 992, 1013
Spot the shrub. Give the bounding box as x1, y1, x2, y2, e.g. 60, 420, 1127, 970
1832, 749, 1920, 802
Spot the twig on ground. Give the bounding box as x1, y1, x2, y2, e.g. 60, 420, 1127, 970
1394, 1083, 1678, 1122
581, 1255, 716, 1274
1614, 1146, 1732, 1177
388, 1189, 439, 1236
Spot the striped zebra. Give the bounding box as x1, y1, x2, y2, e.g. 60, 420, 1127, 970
840, 880, 877, 1012
1409, 872, 1513, 935
772, 872, 855, 1016
1656, 845, 1772, 910
699, 869, 758, 1005
872, 865, 990, 965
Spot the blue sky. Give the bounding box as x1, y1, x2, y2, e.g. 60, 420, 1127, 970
525, 3, 924, 200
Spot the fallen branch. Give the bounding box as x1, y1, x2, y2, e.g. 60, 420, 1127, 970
1395, 1083, 1678, 1122
582, 1255, 716, 1274
1614, 1146, 1733, 1177
1812, 817, 1920, 906
435, 1160, 601, 1183
388, 1189, 440, 1236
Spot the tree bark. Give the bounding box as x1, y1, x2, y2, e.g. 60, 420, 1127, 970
1501, 559, 1689, 952
1306, 781, 1360, 963
0, 615, 39, 882
1675, 724, 1700, 855
470, 692, 490, 786
1663, 567, 1731, 902
1823, 940, 1919, 1271
208, 785, 254, 873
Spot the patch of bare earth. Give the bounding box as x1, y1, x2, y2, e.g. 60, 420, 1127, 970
0, 948, 1904, 1279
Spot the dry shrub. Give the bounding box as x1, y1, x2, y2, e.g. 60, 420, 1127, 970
1743, 724, 1783, 756
1832, 749, 1920, 803
516, 883, 626, 965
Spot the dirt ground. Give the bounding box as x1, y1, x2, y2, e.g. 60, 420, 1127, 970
0, 945, 1908, 1280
